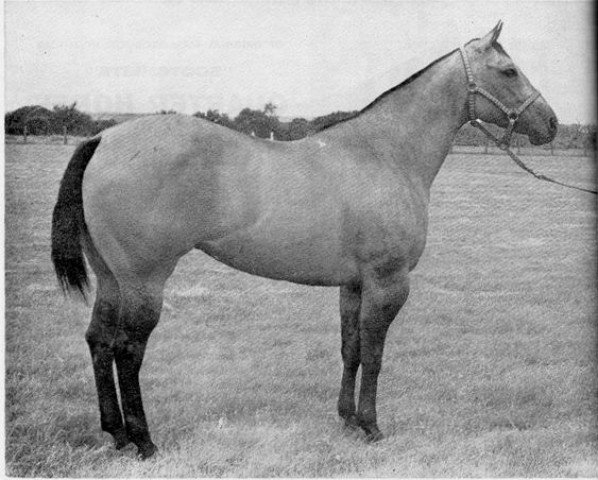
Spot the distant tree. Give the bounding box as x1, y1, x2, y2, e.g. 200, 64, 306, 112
51, 102, 95, 135
263, 101, 278, 118
4, 105, 53, 135
157, 109, 178, 115
5, 103, 121, 137
566, 124, 580, 150
204, 109, 222, 123
585, 125, 597, 152
288, 117, 311, 140
233, 104, 282, 138
552, 124, 573, 149
234, 107, 268, 136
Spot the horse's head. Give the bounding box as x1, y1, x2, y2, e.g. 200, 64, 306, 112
461, 21, 557, 145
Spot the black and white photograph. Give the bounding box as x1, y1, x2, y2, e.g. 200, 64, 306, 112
4, 0, 596, 476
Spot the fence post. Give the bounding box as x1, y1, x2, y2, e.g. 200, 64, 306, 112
23, 125, 28, 144
63, 126, 68, 145
484, 139, 489, 154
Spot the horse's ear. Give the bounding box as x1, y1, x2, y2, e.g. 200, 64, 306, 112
479, 20, 503, 49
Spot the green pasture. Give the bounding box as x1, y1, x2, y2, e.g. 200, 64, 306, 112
5, 143, 596, 476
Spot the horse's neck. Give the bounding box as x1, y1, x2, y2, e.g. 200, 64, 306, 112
341, 51, 468, 191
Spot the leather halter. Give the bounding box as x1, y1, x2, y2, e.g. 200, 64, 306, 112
459, 46, 541, 150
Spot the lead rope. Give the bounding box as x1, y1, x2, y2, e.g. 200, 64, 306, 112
470, 119, 597, 195
459, 46, 597, 195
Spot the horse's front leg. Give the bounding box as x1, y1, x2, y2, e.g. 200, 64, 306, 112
338, 283, 362, 429
356, 267, 410, 441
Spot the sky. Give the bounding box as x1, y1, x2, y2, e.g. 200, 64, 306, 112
4, 0, 596, 124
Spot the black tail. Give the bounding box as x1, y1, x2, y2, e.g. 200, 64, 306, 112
51, 137, 102, 298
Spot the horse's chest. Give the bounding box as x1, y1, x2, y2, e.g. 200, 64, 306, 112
349, 196, 429, 272
384, 213, 428, 267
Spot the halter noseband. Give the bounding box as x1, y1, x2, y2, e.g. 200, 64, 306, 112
459, 46, 541, 150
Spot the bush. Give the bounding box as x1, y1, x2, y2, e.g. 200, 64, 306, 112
5, 106, 53, 135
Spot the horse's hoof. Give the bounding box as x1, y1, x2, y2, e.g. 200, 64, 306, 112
137, 442, 158, 460
113, 431, 131, 450
342, 414, 360, 430
365, 429, 384, 443
359, 420, 384, 443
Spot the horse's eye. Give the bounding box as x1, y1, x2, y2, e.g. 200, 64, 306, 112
502, 68, 518, 78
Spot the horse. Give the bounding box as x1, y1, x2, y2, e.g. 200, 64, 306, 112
51, 22, 557, 459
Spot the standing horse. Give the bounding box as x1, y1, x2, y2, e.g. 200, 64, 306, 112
51, 22, 557, 459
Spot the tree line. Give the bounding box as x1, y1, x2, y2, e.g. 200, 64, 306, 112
5, 102, 596, 150
191, 102, 359, 141
5, 103, 118, 137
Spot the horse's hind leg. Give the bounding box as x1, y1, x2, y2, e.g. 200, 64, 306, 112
113, 278, 166, 459
338, 284, 362, 429
85, 264, 129, 449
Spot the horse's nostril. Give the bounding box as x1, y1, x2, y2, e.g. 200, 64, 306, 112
549, 116, 558, 132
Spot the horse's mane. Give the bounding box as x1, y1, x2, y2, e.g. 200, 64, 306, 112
314, 49, 456, 132
316, 38, 494, 133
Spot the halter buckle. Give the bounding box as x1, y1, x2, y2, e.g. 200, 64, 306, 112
497, 118, 517, 150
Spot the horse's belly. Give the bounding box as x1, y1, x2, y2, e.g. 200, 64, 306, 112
196, 232, 357, 286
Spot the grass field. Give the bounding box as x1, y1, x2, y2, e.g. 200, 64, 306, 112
5, 142, 597, 476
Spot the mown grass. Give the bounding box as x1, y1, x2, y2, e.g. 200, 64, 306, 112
5, 143, 597, 476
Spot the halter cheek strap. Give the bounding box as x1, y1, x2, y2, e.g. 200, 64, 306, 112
459, 46, 541, 150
